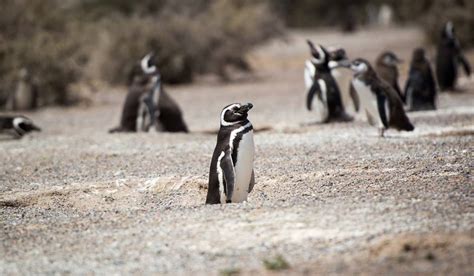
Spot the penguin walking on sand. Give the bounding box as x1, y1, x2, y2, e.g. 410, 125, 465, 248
405, 48, 437, 111
336, 59, 414, 137
0, 115, 41, 139
206, 103, 255, 204
109, 53, 188, 133
375, 51, 404, 102
304, 40, 352, 123
436, 21, 471, 91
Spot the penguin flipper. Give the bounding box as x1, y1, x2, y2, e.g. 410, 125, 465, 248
304, 60, 316, 90
349, 83, 360, 112
306, 81, 321, 111
220, 149, 235, 203
458, 54, 471, 76
248, 170, 255, 193
376, 94, 389, 129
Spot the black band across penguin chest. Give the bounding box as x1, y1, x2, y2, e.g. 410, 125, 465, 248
229, 124, 253, 165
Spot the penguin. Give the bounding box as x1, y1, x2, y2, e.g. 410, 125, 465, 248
375, 51, 404, 102
337, 58, 414, 137
206, 103, 255, 204
6, 68, 38, 111
304, 40, 352, 123
327, 47, 360, 113
436, 21, 471, 91
405, 48, 437, 111
109, 53, 188, 133
0, 115, 41, 139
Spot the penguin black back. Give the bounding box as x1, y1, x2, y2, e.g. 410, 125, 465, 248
405, 48, 437, 111
435, 22, 471, 91
375, 51, 404, 102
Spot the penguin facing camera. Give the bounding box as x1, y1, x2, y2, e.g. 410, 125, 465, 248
304, 40, 352, 123
405, 48, 437, 111
206, 103, 255, 204
335, 59, 414, 137
436, 21, 471, 91
0, 115, 41, 139
375, 51, 404, 102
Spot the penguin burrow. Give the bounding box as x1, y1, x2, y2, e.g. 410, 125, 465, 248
109, 53, 188, 133
336, 58, 414, 137
304, 40, 353, 123
405, 48, 437, 111
206, 103, 255, 204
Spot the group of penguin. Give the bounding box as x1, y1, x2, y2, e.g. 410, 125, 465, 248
0, 22, 471, 204
305, 21, 471, 137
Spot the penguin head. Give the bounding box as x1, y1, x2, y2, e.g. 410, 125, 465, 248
379, 51, 402, 66
220, 103, 253, 126
443, 21, 455, 39
349, 59, 371, 74
13, 116, 41, 135
306, 40, 329, 65
327, 47, 349, 69
412, 48, 426, 63
128, 52, 161, 87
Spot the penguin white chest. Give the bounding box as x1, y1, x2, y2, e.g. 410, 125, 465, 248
352, 79, 384, 128
232, 130, 255, 202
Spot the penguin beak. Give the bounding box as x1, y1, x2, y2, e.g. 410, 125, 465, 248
237, 103, 253, 114
31, 124, 41, 132
330, 59, 351, 69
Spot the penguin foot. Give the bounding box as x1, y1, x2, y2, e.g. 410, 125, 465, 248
378, 128, 385, 138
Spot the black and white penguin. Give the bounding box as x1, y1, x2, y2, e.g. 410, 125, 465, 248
206, 103, 255, 204
337, 59, 414, 137
109, 53, 188, 133
436, 21, 471, 91
0, 115, 41, 139
304, 40, 352, 123
375, 51, 404, 102
405, 48, 437, 111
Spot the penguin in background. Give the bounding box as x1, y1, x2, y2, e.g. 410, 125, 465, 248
6, 68, 39, 111
375, 51, 404, 102
336, 58, 414, 137
405, 48, 437, 111
327, 47, 360, 114
109, 53, 188, 133
436, 21, 471, 91
206, 103, 255, 204
0, 115, 41, 139
304, 40, 352, 123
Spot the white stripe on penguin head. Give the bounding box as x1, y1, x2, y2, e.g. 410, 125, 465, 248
311, 45, 326, 65
220, 103, 241, 126
141, 53, 157, 74
12, 117, 27, 135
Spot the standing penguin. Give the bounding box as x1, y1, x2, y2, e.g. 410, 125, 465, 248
337, 59, 414, 137
109, 53, 188, 133
0, 115, 41, 139
436, 21, 471, 91
375, 51, 404, 102
206, 103, 255, 204
304, 40, 352, 123
405, 48, 437, 111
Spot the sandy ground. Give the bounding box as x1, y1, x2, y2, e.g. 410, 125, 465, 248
1, 27, 473, 275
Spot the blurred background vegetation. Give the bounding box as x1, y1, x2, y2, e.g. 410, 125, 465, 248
0, 0, 472, 108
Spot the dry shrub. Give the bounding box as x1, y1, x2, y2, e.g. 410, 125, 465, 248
422, 0, 474, 47
0, 0, 283, 108
0, 0, 87, 106
97, 0, 284, 84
